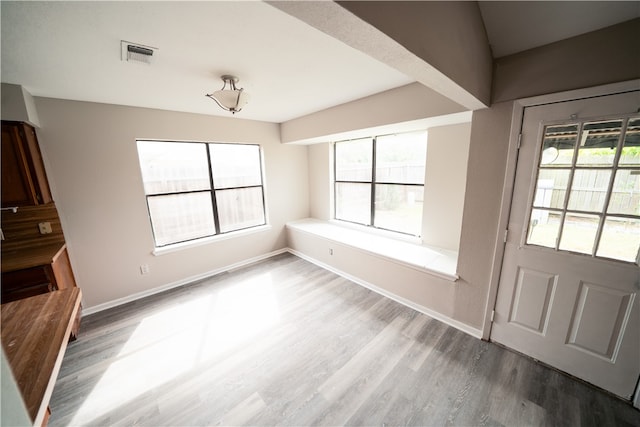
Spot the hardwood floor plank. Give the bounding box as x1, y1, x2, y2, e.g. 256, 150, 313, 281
316, 322, 414, 425
219, 392, 267, 426
47, 253, 640, 426
406, 319, 448, 372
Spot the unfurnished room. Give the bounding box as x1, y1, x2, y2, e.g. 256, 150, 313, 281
1, 1, 639, 426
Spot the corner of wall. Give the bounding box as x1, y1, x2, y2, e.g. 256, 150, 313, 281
1, 83, 41, 127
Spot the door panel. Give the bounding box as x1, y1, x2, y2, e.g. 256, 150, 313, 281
509, 267, 556, 334
491, 91, 640, 399
567, 281, 633, 360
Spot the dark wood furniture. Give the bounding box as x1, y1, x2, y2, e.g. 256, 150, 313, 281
2, 243, 81, 338
1, 120, 84, 426
1, 288, 82, 427
1, 121, 52, 208
1, 120, 83, 333
2, 243, 77, 297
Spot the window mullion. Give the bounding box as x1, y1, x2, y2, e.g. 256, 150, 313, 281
592, 118, 629, 256
206, 143, 221, 234
333, 142, 337, 221
370, 137, 377, 227
555, 121, 584, 250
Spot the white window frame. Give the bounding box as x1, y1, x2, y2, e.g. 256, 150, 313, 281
333, 131, 427, 237
137, 140, 267, 250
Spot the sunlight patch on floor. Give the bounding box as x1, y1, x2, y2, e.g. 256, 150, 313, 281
69, 273, 280, 425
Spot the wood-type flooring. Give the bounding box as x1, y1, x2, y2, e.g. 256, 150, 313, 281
49, 253, 640, 426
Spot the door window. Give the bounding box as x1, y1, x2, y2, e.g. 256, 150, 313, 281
526, 117, 640, 263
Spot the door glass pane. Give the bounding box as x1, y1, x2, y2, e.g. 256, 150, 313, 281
375, 132, 427, 184
619, 117, 640, 165
216, 187, 265, 233
335, 138, 373, 182
558, 213, 600, 255
137, 141, 210, 194
567, 169, 612, 212
607, 169, 640, 215
335, 182, 371, 225
540, 124, 578, 167
576, 120, 622, 166
533, 169, 570, 209
527, 209, 561, 248
597, 217, 640, 263
374, 184, 424, 236
148, 192, 216, 246
210, 144, 262, 188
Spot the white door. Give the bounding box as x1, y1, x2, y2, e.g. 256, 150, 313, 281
491, 91, 640, 399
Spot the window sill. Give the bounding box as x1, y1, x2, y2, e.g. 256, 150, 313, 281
152, 224, 272, 256
286, 218, 459, 282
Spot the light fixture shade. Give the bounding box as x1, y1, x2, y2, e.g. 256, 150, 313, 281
206, 75, 250, 114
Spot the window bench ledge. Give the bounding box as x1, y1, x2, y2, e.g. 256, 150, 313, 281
286, 218, 459, 282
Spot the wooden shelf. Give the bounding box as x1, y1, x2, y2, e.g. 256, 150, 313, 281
1, 242, 67, 274
1, 287, 82, 426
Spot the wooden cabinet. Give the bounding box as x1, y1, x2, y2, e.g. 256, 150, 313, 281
2, 245, 77, 303
1, 121, 52, 207
1, 243, 82, 339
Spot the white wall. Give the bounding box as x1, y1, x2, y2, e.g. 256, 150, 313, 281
493, 19, 640, 102
422, 122, 471, 251
308, 143, 332, 220
280, 83, 465, 144
34, 98, 309, 310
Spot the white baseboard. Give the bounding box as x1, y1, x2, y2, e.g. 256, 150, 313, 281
287, 248, 484, 339
82, 248, 289, 315
83, 247, 483, 340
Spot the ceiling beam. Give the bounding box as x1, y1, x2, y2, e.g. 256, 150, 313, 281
268, 1, 491, 110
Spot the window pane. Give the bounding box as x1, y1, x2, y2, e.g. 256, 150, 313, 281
597, 217, 640, 263
210, 144, 262, 188
216, 187, 265, 233
607, 169, 640, 215
540, 124, 578, 167
619, 117, 640, 165
335, 182, 371, 225
374, 184, 424, 236
567, 169, 612, 212
335, 138, 373, 182
148, 193, 215, 246
527, 209, 561, 248
558, 213, 600, 255
375, 132, 427, 184
137, 141, 210, 194
533, 169, 570, 209
576, 120, 622, 166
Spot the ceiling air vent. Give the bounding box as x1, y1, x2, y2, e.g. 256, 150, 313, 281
121, 41, 158, 65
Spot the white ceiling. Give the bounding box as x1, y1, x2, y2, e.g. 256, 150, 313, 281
0, 1, 412, 123
1, 1, 638, 123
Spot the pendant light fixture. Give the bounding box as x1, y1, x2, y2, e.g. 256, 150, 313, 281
206, 75, 249, 114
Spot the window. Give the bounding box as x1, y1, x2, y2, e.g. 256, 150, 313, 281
334, 131, 427, 236
526, 116, 640, 263
137, 140, 266, 247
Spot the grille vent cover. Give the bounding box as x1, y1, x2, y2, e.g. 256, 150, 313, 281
121, 41, 158, 64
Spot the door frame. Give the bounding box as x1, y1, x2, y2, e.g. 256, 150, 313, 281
482, 79, 640, 339
482, 79, 640, 403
